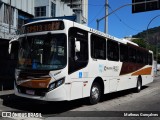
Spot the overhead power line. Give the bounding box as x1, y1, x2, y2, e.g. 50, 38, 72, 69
108, 4, 141, 32
88, 5, 105, 25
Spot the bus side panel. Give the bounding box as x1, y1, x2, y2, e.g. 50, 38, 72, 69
117, 76, 137, 91
117, 76, 130, 91
82, 79, 93, 98
145, 65, 154, 85
105, 61, 123, 93
64, 83, 72, 101
70, 81, 83, 100
68, 68, 90, 100
142, 74, 154, 86
128, 76, 137, 89
104, 78, 110, 94
88, 60, 123, 94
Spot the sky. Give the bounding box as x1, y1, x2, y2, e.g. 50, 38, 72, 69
88, 0, 160, 38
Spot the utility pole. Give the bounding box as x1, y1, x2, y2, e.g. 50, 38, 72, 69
104, 0, 108, 34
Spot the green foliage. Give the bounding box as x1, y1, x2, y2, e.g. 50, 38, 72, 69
133, 26, 160, 38
132, 38, 146, 48
132, 26, 160, 62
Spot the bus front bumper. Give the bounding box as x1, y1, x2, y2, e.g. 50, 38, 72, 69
14, 84, 67, 101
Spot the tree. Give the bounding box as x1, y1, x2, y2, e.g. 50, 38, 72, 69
132, 38, 146, 48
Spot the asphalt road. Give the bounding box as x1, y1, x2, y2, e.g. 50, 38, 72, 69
0, 74, 160, 120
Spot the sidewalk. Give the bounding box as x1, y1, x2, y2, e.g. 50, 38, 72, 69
0, 90, 14, 103
154, 71, 160, 77
0, 90, 14, 96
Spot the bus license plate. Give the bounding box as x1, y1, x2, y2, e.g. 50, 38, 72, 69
26, 90, 35, 95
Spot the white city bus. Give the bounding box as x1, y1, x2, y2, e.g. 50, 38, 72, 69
14, 19, 154, 104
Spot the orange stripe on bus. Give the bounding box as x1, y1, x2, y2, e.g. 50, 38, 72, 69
20, 78, 51, 88
131, 67, 152, 76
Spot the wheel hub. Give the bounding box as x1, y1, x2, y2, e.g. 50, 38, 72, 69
91, 86, 99, 100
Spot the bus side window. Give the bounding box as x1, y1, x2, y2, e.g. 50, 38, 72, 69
120, 44, 128, 62
128, 47, 136, 63
91, 34, 106, 60
136, 50, 143, 64
107, 40, 119, 61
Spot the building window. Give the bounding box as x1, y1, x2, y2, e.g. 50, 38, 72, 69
51, 2, 56, 17
35, 6, 46, 17
3, 4, 14, 25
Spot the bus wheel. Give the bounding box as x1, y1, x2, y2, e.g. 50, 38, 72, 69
136, 77, 142, 93
89, 82, 101, 105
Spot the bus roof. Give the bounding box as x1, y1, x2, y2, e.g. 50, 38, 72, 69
23, 19, 138, 46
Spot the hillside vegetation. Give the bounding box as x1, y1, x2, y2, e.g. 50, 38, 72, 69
131, 26, 160, 61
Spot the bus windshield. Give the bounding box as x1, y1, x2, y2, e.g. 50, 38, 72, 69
18, 34, 67, 70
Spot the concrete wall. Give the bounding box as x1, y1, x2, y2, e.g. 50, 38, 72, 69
1, 0, 34, 15
34, 0, 74, 18
0, 0, 34, 40
55, 0, 74, 16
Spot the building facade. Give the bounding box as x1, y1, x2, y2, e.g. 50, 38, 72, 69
0, 0, 34, 40
0, 0, 88, 40
34, 0, 74, 18
34, 0, 88, 25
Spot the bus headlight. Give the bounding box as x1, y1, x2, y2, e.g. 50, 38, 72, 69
48, 78, 65, 91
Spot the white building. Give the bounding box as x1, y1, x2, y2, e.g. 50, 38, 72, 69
34, 0, 74, 18
34, 0, 88, 25
0, 0, 34, 40
0, 0, 88, 40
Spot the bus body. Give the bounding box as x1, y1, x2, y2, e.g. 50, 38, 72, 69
14, 19, 154, 104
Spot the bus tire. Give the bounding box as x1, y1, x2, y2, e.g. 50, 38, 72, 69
135, 77, 142, 93
89, 82, 101, 105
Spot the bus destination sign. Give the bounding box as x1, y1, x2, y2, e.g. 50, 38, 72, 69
23, 21, 64, 33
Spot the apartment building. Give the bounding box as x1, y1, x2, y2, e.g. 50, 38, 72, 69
34, 0, 88, 24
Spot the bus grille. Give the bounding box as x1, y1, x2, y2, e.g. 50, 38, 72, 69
17, 85, 48, 96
